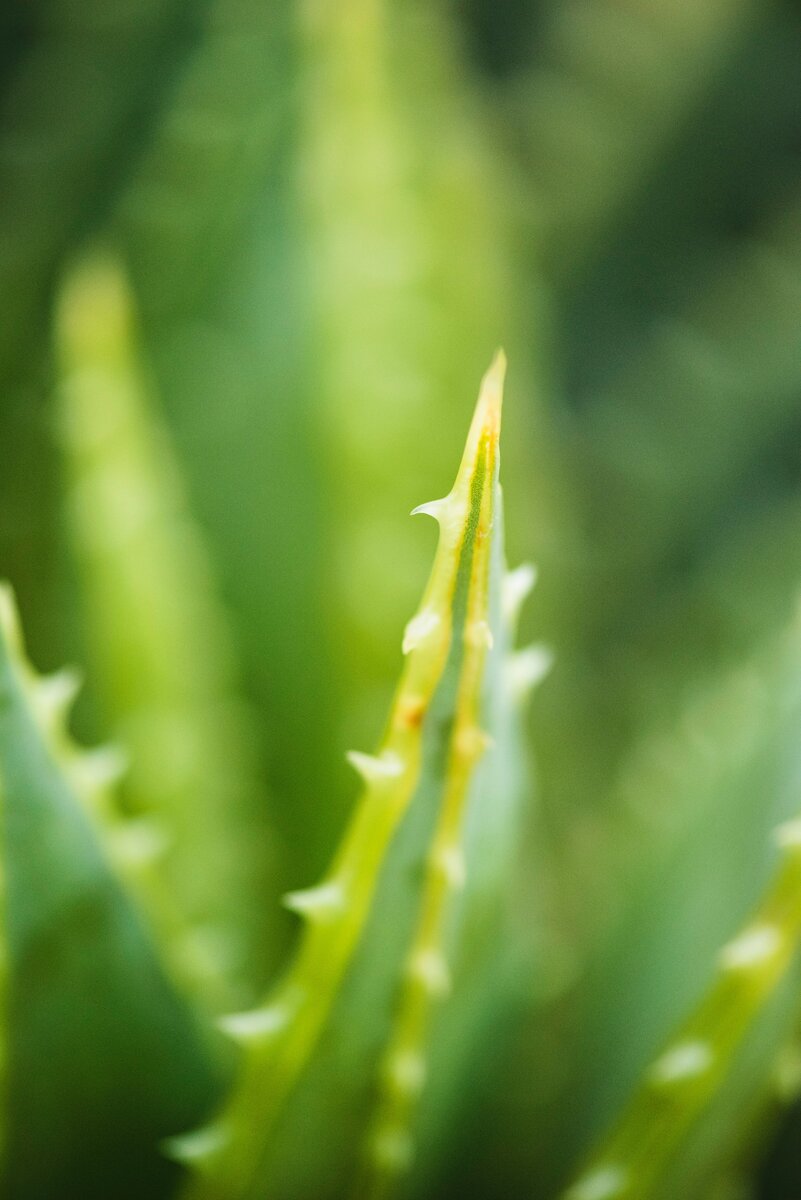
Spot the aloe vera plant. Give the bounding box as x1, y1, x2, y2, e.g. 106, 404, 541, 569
9, 6, 801, 1200
170, 352, 547, 1200
0, 331, 548, 1200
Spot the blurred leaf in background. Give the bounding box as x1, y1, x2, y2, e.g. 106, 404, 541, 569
3, 0, 801, 1198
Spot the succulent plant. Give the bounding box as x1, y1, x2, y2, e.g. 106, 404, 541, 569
6, 4, 801, 1200
1, 260, 548, 1199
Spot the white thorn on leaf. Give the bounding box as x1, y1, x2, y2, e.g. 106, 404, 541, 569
402, 609, 441, 655
720, 924, 782, 972
409, 949, 451, 998
776, 818, 801, 851
35, 669, 82, 726
283, 881, 344, 920
218, 1005, 289, 1044
347, 749, 404, 784
503, 563, 537, 626
506, 645, 554, 701
649, 1040, 713, 1086
475, 350, 506, 433
165, 1122, 230, 1166
564, 1165, 629, 1200
73, 745, 129, 794
411, 497, 451, 522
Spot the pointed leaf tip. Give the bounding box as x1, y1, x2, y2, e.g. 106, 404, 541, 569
176, 358, 514, 1196
477, 348, 506, 434
455, 352, 506, 488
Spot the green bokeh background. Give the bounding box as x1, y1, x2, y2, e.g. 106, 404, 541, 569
4, 1, 801, 1196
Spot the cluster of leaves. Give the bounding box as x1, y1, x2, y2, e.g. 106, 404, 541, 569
3, 1, 801, 1198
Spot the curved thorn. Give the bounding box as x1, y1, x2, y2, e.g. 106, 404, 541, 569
218, 1005, 290, 1045
72, 745, 129, 794
410, 497, 450, 521
402, 609, 441, 655
506, 644, 554, 701
165, 1122, 230, 1166
283, 881, 344, 921
34, 669, 82, 727
503, 563, 538, 627
346, 749, 405, 784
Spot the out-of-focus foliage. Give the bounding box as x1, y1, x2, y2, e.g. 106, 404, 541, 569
172, 358, 545, 1200
0, 586, 221, 1200
55, 253, 277, 1008
2, 0, 801, 1198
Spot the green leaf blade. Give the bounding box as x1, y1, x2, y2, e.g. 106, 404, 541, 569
176, 355, 538, 1200
0, 586, 222, 1200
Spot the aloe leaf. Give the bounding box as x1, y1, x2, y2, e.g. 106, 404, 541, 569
0, 584, 221, 1200
358, 541, 552, 1200
125, 218, 342, 885
0, 3, 197, 655
173, 355, 542, 1200
559, 607, 801, 1200
54, 251, 275, 1007
112, 6, 340, 881
298, 0, 540, 739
